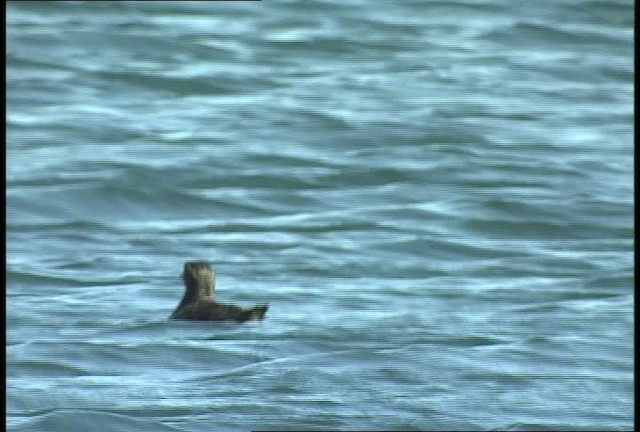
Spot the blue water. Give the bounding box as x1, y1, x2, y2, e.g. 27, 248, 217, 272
6, 1, 634, 431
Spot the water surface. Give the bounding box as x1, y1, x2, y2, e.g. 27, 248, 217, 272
7, 1, 634, 431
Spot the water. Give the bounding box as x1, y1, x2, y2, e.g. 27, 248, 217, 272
6, 1, 634, 431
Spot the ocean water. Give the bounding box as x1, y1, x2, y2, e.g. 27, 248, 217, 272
6, 1, 634, 431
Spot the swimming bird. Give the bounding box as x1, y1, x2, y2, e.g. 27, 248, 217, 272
170, 261, 268, 322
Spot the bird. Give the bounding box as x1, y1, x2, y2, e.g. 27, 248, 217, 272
170, 261, 268, 322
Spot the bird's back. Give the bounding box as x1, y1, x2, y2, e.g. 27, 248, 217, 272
171, 299, 268, 322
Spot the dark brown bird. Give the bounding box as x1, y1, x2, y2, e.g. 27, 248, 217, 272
170, 261, 268, 322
